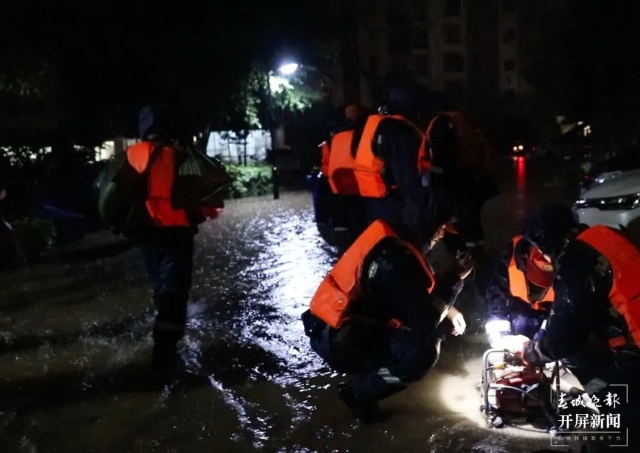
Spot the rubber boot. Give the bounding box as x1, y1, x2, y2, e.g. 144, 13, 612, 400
337, 381, 397, 424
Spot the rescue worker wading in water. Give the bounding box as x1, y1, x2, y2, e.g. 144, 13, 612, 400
484, 234, 555, 347
124, 106, 209, 368
501, 205, 640, 426
302, 85, 477, 422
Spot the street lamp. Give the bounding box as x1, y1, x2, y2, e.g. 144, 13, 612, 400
278, 62, 299, 76
267, 61, 299, 200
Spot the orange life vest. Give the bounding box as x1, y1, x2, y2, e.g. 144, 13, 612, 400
577, 225, 640, 348
319, 141, 330, 176
126, 141, 189, 227
354, 114, 414, 198
327, 130, 360, 195
507, 235, 555, 309
309, 219, 436, 329
419, 111, 488, 174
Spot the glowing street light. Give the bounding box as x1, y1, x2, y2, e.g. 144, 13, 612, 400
278, 62, 299, 76
267, 61, 299, 200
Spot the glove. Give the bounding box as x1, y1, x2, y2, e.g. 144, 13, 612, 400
497, 334, 531, 353
447, 307, 466, 336
485, 318, 511, 348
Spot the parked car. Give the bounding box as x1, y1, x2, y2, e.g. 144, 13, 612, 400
579, 147, 640, 196
573, 167, 640, 229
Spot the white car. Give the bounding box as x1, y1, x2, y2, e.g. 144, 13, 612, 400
573, 168, 640, 228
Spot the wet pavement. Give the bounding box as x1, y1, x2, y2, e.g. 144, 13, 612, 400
0, 157, 619, 452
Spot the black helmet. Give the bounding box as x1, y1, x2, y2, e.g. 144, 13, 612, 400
429, 113, 457, 158
386, 81, 428, 121
522, 204, 577, 261
138, 104, 172, 141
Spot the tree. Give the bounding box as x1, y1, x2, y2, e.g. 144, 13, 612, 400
525, 0, 640, 144
0, 0, 337, 149
223, 65, 324, 132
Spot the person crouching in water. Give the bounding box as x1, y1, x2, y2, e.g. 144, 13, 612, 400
301, 221, 473, 423
484, 233, 555, 347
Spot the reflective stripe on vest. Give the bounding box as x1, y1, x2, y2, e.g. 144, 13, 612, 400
577, 225, 640, 348
327, 130, 360, 195
126, 142, 189, 227
354, 114, 405, 198
309, 219, 436, 329
319, 141, 330, 176
507, 235, 555, 309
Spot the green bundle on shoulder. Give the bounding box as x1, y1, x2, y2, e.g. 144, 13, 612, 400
174, 145, 233, 209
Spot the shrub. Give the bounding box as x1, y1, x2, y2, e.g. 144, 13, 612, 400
223, 164, 272, 199
11, 218, 56, 263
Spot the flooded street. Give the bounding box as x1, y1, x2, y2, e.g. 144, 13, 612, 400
0, 157, 604, 453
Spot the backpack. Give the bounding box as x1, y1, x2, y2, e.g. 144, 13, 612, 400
95, 145, 164, 239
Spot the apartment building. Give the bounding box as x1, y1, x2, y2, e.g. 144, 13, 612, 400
327, 0, 538, 132
498, 0, 542, 97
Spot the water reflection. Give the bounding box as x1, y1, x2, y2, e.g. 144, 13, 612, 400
515, 156, 528, 224
0, 168, 586, 452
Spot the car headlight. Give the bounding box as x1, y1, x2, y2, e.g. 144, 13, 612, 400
574, 193, 640, 211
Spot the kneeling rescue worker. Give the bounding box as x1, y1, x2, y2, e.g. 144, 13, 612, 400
302, 84, 478, 422
302, 221, 472, 422
484, 233, 555, 347
504, 205, 640, 424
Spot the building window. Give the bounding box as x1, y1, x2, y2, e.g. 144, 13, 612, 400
413, 0, 428, 21
388, 6, 409, 28
369, 0, 378, 9
443, 52, 464, 72
443, 24, 462, 44
506, 75, 513, 85
444, 0, 461, 17
370, 56, 380, 74
412, 27, 429, 48
518, 41, 532, 57
504, 89, 516, 100
388, 31, 411, 54
414, 55, 429, 74
502, 29, 516, 43
503, 58, 516, 71
444, 80, 465, 95
502, 0, 515, 13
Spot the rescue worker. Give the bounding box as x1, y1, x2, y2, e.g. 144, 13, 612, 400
503, 205, 640, 424
422, 112, 499, 254
356, 84, 451, 245
302, 84, 479, 422
126, 105, 205, 368
302, 220, 472, 422
484, 234, 554, 347
314, 104, 368, 247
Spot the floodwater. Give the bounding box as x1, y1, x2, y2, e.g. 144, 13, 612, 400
0, 157, 616, 453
